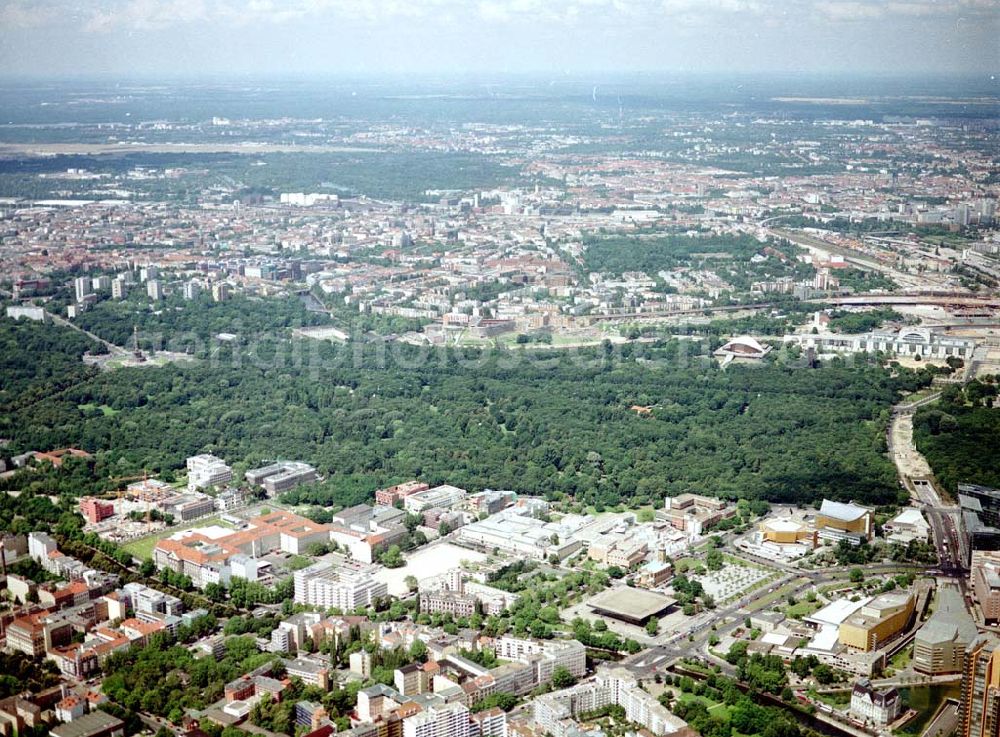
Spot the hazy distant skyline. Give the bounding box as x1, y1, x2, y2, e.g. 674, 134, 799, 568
1, 0, 997, 79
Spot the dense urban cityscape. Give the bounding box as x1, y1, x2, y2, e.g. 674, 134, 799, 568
0, 3, 999, 737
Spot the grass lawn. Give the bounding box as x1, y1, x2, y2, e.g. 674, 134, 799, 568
812, 690, 851, 708
674, 557, 702, 572
120, 536, 160, 561
887, 645, 913, 673
749, 578, 810, 610
676, 693, 731, 721
819, 581, 857, 596
785, 599, 823, 619
122, 515, 235, 560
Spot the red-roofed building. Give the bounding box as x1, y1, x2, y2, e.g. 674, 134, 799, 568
6, 611, 49, 657
55, 695, 85, 722
375, 481, 429, 507
80, 498, 115, 525
119, 618, 166, 646
32, 448, 92, 468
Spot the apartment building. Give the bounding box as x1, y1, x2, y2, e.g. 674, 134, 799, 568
6, 612, 48, 657
958, 634, 1000, 737
470, 707, 506, 737
493, 637, 587, 684
293, 561, 387, 610
402, 702, 472, 737
533, 668, 687, 737
284, 657, 331, 689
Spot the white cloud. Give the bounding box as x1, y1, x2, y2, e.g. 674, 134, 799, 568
82, 0, 210, 32
0, 0, 65, 28
815, 0, 999, 21
1, 0, 992, 33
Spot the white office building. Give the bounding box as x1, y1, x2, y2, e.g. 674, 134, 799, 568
293, 561, 387, 610
403, 702, 471, 737
74, 276, 92, 303
533, 668, 687, 737
789, 327, 976, 361
186, 454, 233, 491
404, 485, 467, 513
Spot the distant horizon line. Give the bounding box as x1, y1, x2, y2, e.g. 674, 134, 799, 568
0, 69, 996, 84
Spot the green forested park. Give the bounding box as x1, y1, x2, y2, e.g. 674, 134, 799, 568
0, 317, 102, 411
914, 379, 1000, 493
581, 233, 815, 290
0, 315, 935, 514
72, 291, 329, 350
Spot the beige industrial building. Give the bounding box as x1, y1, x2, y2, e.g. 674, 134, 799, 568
839, 592, 914, 653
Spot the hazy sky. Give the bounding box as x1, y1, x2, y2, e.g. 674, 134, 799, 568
0, 0, 997, 78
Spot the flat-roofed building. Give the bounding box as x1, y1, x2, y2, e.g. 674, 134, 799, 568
635, 560, 672, 590
375, 481, 429, 507
588, 587, 675, 626
80, 498, 115, 524
246, 461, 319, 496
974, 552, 1000, 624
961, 484, 1000, 562
457, 511, 582, 561
494, 637, 587, 684
403, 701, 471, 737
284, 657, 330, 689
50, 710, 124, 737
661, 493, 736, 536
791, 328, 976, 361
533, 667, 687, 737
186, 454, 232, 492
914, 583, 977, 675
357, 683, 401, 722
883, 508, 931, 544
293, 560, 387, 610
839, 592, 914, 652
750, 611, 787, 634
163, 493, 216, 522
758, 517, 817, 546
404, 485, 467, 513
126, 478, 174, 502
